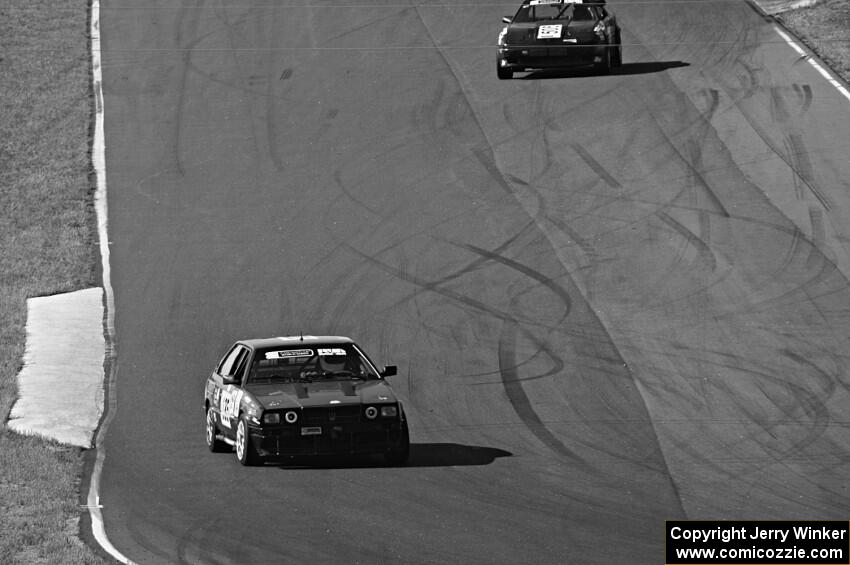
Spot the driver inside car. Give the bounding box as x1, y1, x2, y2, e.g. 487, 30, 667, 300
318, 354, 348, 375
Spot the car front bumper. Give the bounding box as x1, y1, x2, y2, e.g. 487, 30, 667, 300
249, 421, 407, 458
498, 43, 609, 70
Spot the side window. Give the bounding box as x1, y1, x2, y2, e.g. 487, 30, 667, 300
231, 348, 250, 381
217, 345, 243, 376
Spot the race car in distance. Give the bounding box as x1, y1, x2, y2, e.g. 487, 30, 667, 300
497, 0, 622, 79
204, 335, 410, 466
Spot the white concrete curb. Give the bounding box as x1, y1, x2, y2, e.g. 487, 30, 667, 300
86, 0, 134, 562
750, 0, 850, 103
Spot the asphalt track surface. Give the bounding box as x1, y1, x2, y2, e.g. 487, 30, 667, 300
97, 1, 850, 563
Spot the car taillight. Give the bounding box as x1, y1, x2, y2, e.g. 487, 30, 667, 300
381, 406, 398, 418
263, 412, 280, 424
284, 410, 298, 424
365, 406, 378, 419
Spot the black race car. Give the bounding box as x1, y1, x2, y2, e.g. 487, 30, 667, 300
204, 335, 410, 466
497, 0, 622, 79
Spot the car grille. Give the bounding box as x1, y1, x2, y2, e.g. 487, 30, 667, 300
303, 405, 361, 424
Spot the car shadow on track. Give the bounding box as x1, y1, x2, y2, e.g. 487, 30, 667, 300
272, 443, 512, 470
521, 60, 689, 80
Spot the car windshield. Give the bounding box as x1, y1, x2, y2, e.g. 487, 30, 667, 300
512, 3, 595, 23
247, 344, 382, 384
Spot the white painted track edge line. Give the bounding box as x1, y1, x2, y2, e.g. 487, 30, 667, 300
773, 25, 850, 103
87, 1, 134, 563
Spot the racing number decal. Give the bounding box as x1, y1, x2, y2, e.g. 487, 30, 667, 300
218, 386, 243, 429
537, 24, 562, 39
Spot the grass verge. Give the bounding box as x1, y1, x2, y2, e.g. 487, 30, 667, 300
0, 0, 846, 564
0, 0, 106, 563
776, 0, 850, 83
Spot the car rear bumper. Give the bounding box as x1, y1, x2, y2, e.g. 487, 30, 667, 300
498, 44, 609, 69
249, 421, 406, 458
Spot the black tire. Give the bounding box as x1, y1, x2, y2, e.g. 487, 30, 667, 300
497, 63, 513, 80
206, 406, 229, 453
384, 421, 410, 466
236, 415, 263, 466
596, 46, 613, 75
614, 34, 623, 67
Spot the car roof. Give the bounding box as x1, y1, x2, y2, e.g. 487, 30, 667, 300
237, 335, 355, 350
527, 0, 600, 5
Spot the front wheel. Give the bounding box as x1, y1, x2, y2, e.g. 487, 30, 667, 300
596, 46, 613, 75
236, 416, 263, 466
497, 62, 513, 80
206, 406, 229, 453
614, 34, 623, 67
385, 421, 410, 466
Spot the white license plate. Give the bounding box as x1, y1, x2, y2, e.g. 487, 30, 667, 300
301, 426, 322, 436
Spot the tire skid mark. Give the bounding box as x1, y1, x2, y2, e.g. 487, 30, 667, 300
722, 86, 832, 211
645, 104, 731, 218
718, 351, 832, 461
545, 215, 599, 265
494, 84, 622, 155
176, 520, 235, 565
332, 167, 382, 216
656, 211, 718, 273
805, 213, 828, 256
125, 514, 179, 564
339, 242, 532, 328
569, 143, 622, 189
264, 34, 288, 173
697, 88, 721, 121
405, 0, 685, 492
768, 224, 804, 281
413, 78, 446, 136
785, 132, 832, 210
472, 147, 516, 195
371, 222, 536, 317
172, 0, 208, 177
212, 2, 276, 171
698, 210, 711, 247
718, 234, 841, 320
465, 342, 563, 386
342, 239, 592, 463
320, 8, 410, 45
638, 349, 834, 489
769, 86, 791, 123
794, 83, 813, 114
781, 349, 837, 409
459, 241, 573, 324
498, 318, 594, 469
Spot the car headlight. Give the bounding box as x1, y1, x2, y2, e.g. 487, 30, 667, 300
365, 406, 378, 419
381, 406, 398, 418
284, 410, 298, 424
263, 412, 280, 424
593, 21, 606, 40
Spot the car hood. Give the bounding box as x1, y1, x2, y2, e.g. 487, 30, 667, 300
506, 20, 596, 44
248, 379, 397, 409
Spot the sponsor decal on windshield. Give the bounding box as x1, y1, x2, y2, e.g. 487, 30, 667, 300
265, 349, 313, 359
318, 348, 346, 356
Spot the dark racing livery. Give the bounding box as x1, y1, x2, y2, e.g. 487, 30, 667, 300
204, 335, 410, 466
497, 0, 622, 79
